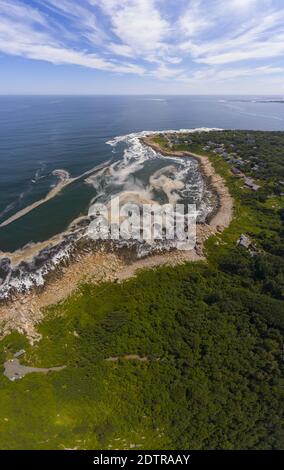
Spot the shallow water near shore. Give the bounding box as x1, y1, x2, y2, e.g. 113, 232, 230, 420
1, 95, 284, 253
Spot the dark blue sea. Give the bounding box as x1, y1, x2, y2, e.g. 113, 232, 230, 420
0, 95, 284, 252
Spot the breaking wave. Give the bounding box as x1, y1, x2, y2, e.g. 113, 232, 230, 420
0, 128, 220, 300
87, 128, 220, 221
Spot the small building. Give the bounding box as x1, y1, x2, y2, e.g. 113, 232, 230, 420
231, 167, 243, 176
238, 234, 251, 249
14, 350, 26, 358
244, 177, 260, 191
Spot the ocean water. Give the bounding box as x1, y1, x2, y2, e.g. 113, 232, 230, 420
0, 95, 284, 253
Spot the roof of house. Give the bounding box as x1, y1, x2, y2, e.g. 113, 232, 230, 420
238, 234, 251, 249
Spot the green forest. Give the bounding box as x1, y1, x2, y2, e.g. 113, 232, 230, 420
0, 131, 283, 450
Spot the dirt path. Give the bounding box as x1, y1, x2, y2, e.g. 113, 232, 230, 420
105, 355, 149, 362
4, 358, 65, 381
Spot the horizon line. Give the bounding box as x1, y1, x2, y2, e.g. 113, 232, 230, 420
0, 93, 283, 97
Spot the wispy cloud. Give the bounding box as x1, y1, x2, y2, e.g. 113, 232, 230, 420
0, 0, 145, 74
189, 9, 284, 65
0, 0, 284, 86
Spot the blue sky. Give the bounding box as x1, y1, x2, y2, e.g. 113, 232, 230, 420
0, 0, 284, 94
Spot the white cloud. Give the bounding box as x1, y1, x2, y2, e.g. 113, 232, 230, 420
178, 0, 213, 38
93, 0, 170, 59
180, 7, 284, 65
166, 57, 183, 65
229, 0, 258, 9
0, 8, 145, 75
186, 64, 284, 82
153, 64, 184, 79
108, 43, 134, 58
39, 0, 109, 45
0, 0, 283, 89
0, 0, 47, 25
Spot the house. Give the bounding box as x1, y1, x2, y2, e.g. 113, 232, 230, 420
231, 167, 243, 176
228, 158, 240, 164
237, 234, 251, 249
214, 147, 225, 155
244, 177, 260, 191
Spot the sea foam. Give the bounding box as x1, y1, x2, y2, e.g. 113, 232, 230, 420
0, 128, 220, 300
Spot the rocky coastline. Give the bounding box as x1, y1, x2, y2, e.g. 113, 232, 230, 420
0, 134, 233, 341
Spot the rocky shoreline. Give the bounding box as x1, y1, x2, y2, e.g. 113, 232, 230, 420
141, 136, 233, 232
0, 134, 233, 341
